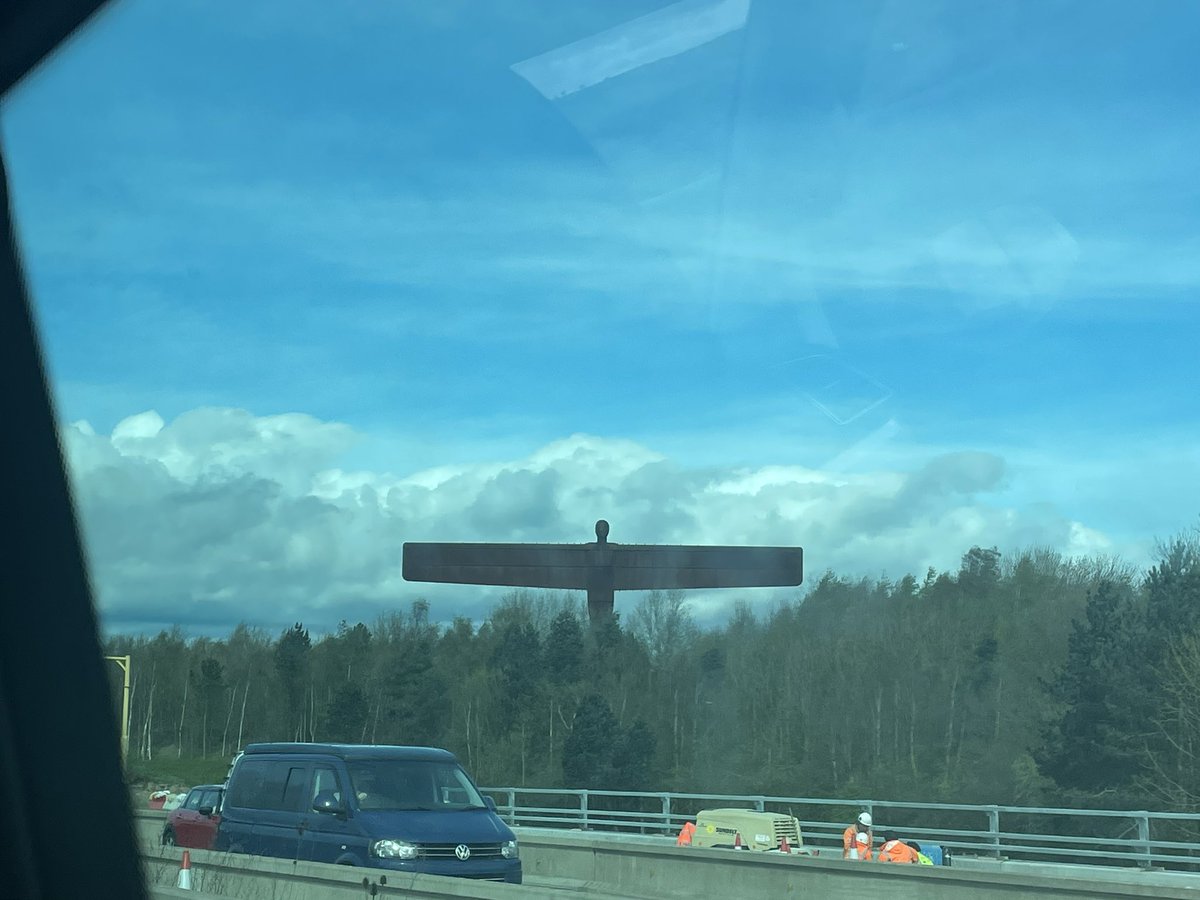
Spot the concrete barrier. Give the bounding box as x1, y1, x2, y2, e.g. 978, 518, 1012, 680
954, 855, 1200, 891
519, 831, 1200, 899
141, 846, 544, 899
137, 809, 168, 849
133, 811, 1200, 899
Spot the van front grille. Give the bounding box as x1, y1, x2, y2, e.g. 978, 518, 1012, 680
418, 843, 505, 860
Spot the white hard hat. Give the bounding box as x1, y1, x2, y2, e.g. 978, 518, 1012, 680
856, 832, 870, 844
857, 812, 872, 827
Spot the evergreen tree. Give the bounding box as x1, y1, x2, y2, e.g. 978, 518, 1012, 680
492, 621, 543, 719
1144, 536, 1200, 660
564, 694, 619, 788
324, 682, 369, 743
376, 604, 444, 745
545, 610, 584, 685
195, 657, 224, 757
1132, 534, 1200, 802
1037, 580, 1141, 792
275, 623, 311, 740
959, 546, 1001, 597
612, 719, 657, 790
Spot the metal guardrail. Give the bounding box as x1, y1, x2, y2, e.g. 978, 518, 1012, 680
479, 787, 1200, 871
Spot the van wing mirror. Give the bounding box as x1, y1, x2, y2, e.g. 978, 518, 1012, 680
484, 796, 497, 812
312, 791, 345, 815
198, 805, 214, 817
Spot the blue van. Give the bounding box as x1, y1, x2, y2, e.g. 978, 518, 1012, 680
215, 743, 521, 884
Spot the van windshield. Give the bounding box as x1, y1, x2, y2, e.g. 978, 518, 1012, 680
347, 760, 485, 811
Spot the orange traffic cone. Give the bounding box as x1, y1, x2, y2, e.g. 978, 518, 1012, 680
176, 850, 192, 890
734, 831, 745, 850
676, 821, 696, 846
779, 834, 792, 854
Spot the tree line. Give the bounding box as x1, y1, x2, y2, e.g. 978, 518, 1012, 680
104, 529, 1200, 816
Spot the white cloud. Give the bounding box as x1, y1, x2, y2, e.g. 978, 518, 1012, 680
62, 406, 1124, 635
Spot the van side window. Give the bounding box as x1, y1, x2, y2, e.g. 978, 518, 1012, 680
227, 759, 271, 808
312, 766, 341, 804
280, 766, 307, 812
183, 789, 203, 811
228, 759, 308, 811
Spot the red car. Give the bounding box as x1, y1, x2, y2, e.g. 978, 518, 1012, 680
161, 784, 224, 849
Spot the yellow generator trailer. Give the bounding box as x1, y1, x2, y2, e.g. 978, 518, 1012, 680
689, 808, 806, 853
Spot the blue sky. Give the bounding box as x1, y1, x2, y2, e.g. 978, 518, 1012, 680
2, 0, 1198, 634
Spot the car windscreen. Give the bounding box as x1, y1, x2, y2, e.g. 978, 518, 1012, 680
347, 760, 484, 811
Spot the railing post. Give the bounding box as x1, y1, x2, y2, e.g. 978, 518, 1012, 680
987, 806, 1001, 859
662, 794, 672, 835
581, 790, 589, 831
754, 796, 765, 813
507, 789, 516, 826
1136, 813, 1151, 870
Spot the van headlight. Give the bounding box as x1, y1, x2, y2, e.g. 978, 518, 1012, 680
501, 839, 518, 859
372, 839, 418, 860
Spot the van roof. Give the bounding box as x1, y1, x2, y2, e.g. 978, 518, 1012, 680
242, 743, 456, 762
